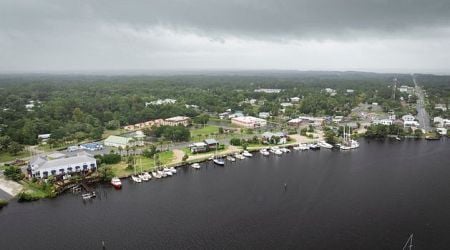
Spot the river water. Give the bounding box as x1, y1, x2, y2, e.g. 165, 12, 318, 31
1, 139, 449, 249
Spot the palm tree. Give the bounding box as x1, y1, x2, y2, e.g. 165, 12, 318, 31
118, 146, 123, 156
125, 145, 130, 156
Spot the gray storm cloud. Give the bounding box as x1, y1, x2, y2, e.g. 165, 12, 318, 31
0, 0, 450, 72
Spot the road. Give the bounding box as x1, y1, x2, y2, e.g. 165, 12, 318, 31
413, 74, 432, 132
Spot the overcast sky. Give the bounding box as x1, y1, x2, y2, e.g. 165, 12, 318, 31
1, 0, 450, 73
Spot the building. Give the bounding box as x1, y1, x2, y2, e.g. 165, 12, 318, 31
37, 134, 51, 142
204, 139, 219, 149
163, 116, 191, 126
433, 117, 450, 128
258, 112, 270, 119
346, 89, 355, 94
434, 104, 448, 112
399, 85, 414, 94
231, 116, 267, 128
189, 142, 208, 153
28, 152, 97, 179
80, 142, 104, 151
145, 99, 176, 106
332, 116, 344, 123
254, 88, 282, 94
261, 132, 287, 144
104, 135, 134, 148
404, 120, 420, 128
373, 119, 393, 126
280, 102, 293, 108
436, 128, 447, 135
324, 88, 337, 96
402, 114, 416, 122
290, 97, 300, 102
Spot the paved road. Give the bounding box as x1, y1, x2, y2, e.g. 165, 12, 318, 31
413, 75, 432, 132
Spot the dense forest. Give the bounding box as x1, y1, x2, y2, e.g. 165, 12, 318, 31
0, 71, 420, 149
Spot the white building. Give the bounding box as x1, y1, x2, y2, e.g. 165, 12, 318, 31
290, 97, 300, 102
404, 120, 420, 128
258, 112, 270, 119
402, 114, 416, 122
434, 104, 448, 112
433, 117, 450, 128
145, 99, 176, 106
254, 88, 282, 94
28, 153, 97, 178
104, 135, 136, 148
346, 89, 355, 94
163, 116, 191, 126
280, 102, 293, 108
231, 116, 267, 128
373, 119, 393, 126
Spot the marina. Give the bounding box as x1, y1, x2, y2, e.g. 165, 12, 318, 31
1, 139, 449, 249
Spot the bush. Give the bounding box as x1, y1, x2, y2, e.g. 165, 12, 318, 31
97, 153, 121, 165
0, 199, 8, 208
18, 192, 40, 202
3, 166, 24, 182
230, 138, 242, 146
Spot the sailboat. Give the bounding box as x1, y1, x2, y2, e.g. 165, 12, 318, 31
213, 146, 225, 166
131, 156, 142, 183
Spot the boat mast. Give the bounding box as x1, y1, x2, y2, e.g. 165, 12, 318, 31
402, 234, 414, 250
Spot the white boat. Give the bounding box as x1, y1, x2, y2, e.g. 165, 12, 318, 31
82, 192, 96, 200
308, 143, 320, 150
293, 145, 301, 150
142, 172, 152, 181
299, 144, 309, 150
152, 171, 161, 179
110, 177, 122, 189
242, 150, 253, 157
226, 156, 236, 162
340, 145, 351, 150
318, 140, 333, 149
169, 167, 177, 174
350, 139, 360, 149
138, 173, 146, 180
274, 149, 283, 155
260, 149, 270, 156
213, 158, 225, 166
191, 163, 201, 169
269, 146, 279, 153
158, 170, 167, 178
280, 147, 290, 153
131, 175, 142, 183
163, 168, 173, 176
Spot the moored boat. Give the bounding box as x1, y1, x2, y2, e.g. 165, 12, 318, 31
131, 175, 142, 183
110, 177, 122, 189
191, 163, 201, 169
213, 158, 225, 166
318, 140, 333, 149
226, 156, 236, 162
242, 150, 253, 157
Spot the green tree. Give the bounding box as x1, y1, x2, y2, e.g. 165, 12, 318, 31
98, 164, 114, 182
4, 166, 24, 181
7, 142, 24, 156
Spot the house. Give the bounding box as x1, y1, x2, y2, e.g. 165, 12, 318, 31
389, 114, 396, 121
434, 104, 448, 112
231, 116, 267, 128
324, 88, 337, 96
37, 134, 51, 142
261, 132, 287, 144
254, 88, 282, 94
402, 114, 415, 122
163, 116, 191, 126
228, 111, 244, 119
280, 102, 293, 108
433, 117, 450, 128
373, 119, 393, 126
346, 89, 355, 94
28, 152, 97, 179
80, 142, 103, 151
259, 112, 270, 119
404, 120, 420, 128
332, 116, 344, 123
104, 135, 134, 148
47, 152, 66, 159
204, 139, 219, 149
145, 99, 176, 106
287, 118, 303, 126
290, 97, 300, 102
436, 128, 447, 135
189, 142, 208, 153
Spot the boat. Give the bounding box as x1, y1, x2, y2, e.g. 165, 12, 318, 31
235, 153, 245, 160
280, 147, 290, 153
260, 148, 270, 156
191, 163, 201, 169
152, 171, 161, 179
340, 126, 359, 150
142, 172, 152, 181
274, 149, 283, 155
292, 145, 301, 150
349, 139, 360, 149
169, 167, 177, 174
110, 177, 122, 189
81, 191, 96, 200
163, 168, 173, 176
269, 146, 279, 153
158, 170, 167, 178
242, 150, 253, 157
308, 143, 320, 150
138, 173, 146, 181
226, 156, 236, 162
318, 140, 333, 149
299, 144, 309, 150
395, 136, 401, 141
213, 158, 225, 166
131, 175, 142, 183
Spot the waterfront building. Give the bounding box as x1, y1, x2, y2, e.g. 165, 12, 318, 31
404, 120, 420, 128
37, 134, 51, 143
204, 139, 219, 149
433, 117, 450, 128
262, 132, 287, 144
189, 142, 208, 153
28, 152, 97, 179
231, 116, 267, 128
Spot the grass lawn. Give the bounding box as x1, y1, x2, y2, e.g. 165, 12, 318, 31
0, 151, 29, 164
110, 151, 175, 177
20, 181, 55, 200
191, 125, 220, 140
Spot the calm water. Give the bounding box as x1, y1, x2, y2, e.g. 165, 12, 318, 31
1, 139, 450, 249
